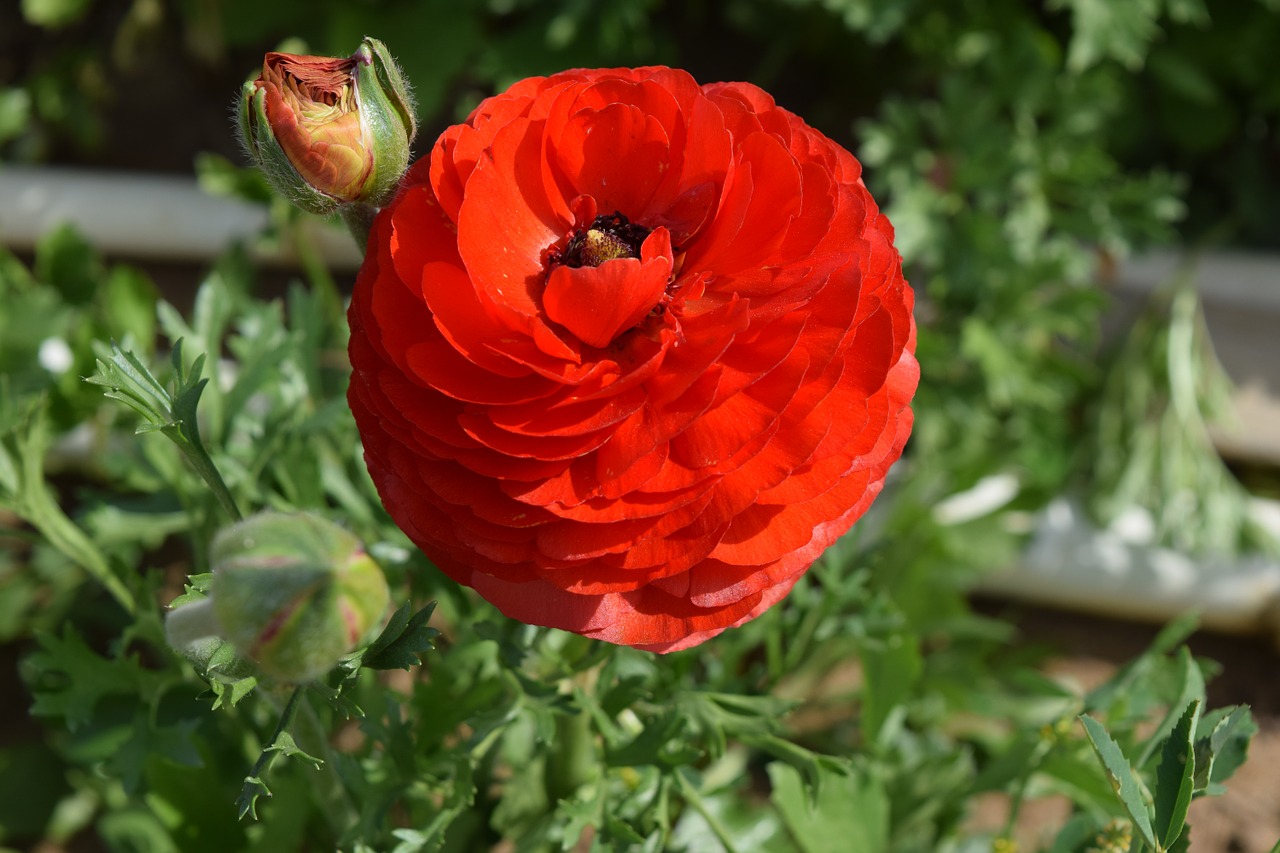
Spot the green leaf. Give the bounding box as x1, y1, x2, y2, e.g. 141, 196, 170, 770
358, 600, 439, 671
1049, 0, 1163, 71
109, 717, 203, 795
1079, 714, 1158, 850
859, 631, 922, 745
1085, 611, 1199, 715
1138, 646, 1206, 767
33, 224, 98, 304
387, 755, 475, 852
195, 152, 275, 204
1153, 699, 1199, 849
769, 762, 889, 853
100, 266, 159, 354
558, 787, 602, 851
167, 572, 214, 609
0, 88, 31, 143
86, 342, 180, 430
98, 807, 181, 853
1193, 705, 1256, 795
0, 400, 134, 612
24, 628, 148, 730
87, 340, 241, 521
268, 731, 323, 769
237, 776, 271, 821
606, 712, 696, 769
209, 670, 259, 709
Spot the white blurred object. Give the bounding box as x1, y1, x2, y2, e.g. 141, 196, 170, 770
981, 495, 1280, 642
0, 166, 362, 270
933, 473, 1020, 525
38, 336, 74, 374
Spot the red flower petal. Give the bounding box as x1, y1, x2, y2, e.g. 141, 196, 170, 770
347, 66, 918, 652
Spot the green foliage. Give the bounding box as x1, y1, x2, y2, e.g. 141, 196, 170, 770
769, 761, 889, 853
1085, 280, 1274, 555
5, 1, 1279, 850
1, 220, 1269, 849
355, 601, 441, 673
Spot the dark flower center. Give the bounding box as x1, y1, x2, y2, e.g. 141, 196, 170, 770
553, 213, 650, 269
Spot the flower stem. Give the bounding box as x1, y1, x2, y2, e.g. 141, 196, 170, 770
674, 769, 740, 853
11, 404, 135, 613
237, 685, 305, 820
295, 687, 359, 835
175, 437, 243, 522
339, 203, 379, 251
546, 706, 598, 802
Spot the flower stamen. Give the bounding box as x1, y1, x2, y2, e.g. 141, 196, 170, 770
551, 212, 651, 270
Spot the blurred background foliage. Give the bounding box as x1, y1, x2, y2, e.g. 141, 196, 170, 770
3, 0, 1280, 851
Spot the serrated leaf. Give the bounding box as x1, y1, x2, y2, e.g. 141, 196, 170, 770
167, 572, 214, 609
1153, 699, 1199, 849
268, 731, 323, 768
602, 815, 646, 846
308, 681, 365, 720
87, 343, 174, 428
25, 628, 148, 730
360, 601, 439, 671
389, 755, 475, 852
1193, 705, 1256, 795
237, 776, 271, 821
1079, 714, 1158, 850
87, 339, 241, 520
559, 788, 602, 851
209, 673, 259, 709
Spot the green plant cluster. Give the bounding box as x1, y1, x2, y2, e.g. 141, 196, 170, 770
4, 0, 1279, 851
0, 210, 1268, 852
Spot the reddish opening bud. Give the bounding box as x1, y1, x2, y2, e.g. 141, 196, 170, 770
239, 38, 416, 216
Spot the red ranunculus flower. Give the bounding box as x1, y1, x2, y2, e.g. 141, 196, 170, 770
348, 67, 918, 652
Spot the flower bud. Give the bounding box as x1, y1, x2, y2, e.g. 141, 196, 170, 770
202, 511, 390, 682
239, 37, 416, 215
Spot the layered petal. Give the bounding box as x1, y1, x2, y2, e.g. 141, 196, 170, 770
348, 66, 917, 652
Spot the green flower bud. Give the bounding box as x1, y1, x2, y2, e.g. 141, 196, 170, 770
239, 37, 416, 215
177, 511, 390, 683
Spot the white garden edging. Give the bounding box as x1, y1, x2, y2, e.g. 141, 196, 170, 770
971, 488, 1280, 641
0, 165, 362, 269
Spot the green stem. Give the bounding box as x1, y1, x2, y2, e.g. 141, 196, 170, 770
176, 437, 243, 522
546, 707, 598, 802
14, 406, 135, 613
292, 223, 345, 333
1001, 738, 1053, 841
674, 770, 740, 853
295, 688, 359, 836
238, 685, 305, 820
339, 203, 379, 251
